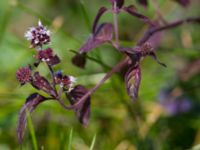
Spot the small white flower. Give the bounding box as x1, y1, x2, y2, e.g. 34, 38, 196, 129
24, 28, 34, 41
69, 76, 77, 83
24, 20, 51, 48
38, 20, 42, 27
68, 76, 77, 92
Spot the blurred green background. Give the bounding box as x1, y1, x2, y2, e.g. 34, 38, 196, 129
0, 0, 200, 149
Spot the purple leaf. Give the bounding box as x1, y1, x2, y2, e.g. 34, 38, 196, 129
123, 5, 154, 25
146, 22, 163, 48
32, 72, 56, 96
17, 93, 47, 143
68, 85, 90, 126
149, 52, 167, 67
175, 0, 190, 7
125, 66, 141, 101
80, 23, 114, 53
72, 53, 86, 68
136, 0, 148, 7
92, 7, 108, 34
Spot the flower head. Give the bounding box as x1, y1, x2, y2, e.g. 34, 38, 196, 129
35, 48, 60, 66
16, 67, 32, 85
24, 20, 51, 49
54, 71, 76, 90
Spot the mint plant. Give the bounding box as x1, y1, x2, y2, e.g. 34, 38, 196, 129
16, 21, 90, 143
16, 0, 200, 143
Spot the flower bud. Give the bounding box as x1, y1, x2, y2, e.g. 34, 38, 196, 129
16, 67, 32, 85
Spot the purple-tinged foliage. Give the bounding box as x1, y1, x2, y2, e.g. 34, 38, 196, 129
17, 0, 200, 143
118, 42, 166, 67
35, 48, 60, 66
16, 66, 32, 85
123, 5, 154, 25
17, 93, 47, 143
148, 52, 167, 67
72, 53, 86, 68
68, 85, 91, 126
125, 66, 141, 101
146, 21, 163, 48
92, 7, 108, 34
32, 72, 56, 97
17, 20, 90, 143
79, 23, 113, 53
25, 21, 50, 49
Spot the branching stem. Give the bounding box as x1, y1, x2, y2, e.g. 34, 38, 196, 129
71, 16, 200, 108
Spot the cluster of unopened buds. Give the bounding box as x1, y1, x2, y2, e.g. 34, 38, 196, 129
16, 0, 199, 143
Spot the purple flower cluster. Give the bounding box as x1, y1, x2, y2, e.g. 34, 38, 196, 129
25, 21, 50, 50
16, 21, 90, 143
16, 0, 199, 144
16, 66, 32, 85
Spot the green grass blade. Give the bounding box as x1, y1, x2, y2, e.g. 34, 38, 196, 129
79, 0, 91, 31
68, 128, 73, 150
89, 134, 96, 150
26, 110, 38, 150
0, 6, 13, 44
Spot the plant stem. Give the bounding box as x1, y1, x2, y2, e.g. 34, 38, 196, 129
26, 110, 38, 150
138, 16, 200, 45
113, 2, 119, 48
47, 65, 58, 96
72, 56, 130, 109
70, 16, 200, 109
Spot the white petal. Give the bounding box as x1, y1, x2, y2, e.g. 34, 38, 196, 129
69, 76, 77, 83
38, 20, 43, 27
